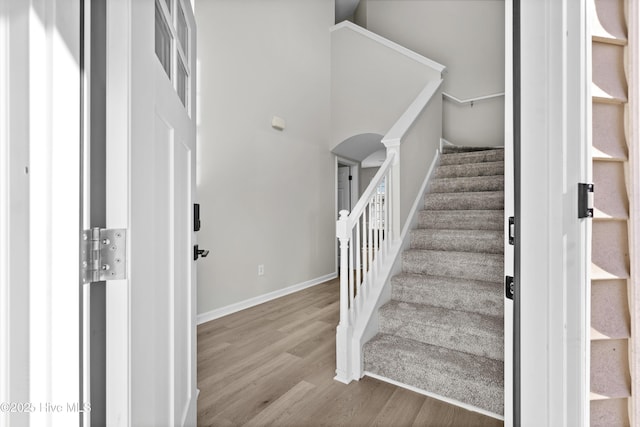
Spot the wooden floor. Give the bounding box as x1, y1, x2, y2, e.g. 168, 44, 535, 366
197, 278, 504, 426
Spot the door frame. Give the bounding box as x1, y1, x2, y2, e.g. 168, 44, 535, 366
1, 1, 84, 426
335, 156, 359, 271
518, 0, 591, 424
0, 1, 31, 424
503, 1, 515, 425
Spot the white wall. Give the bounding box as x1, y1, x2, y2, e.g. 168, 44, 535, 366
358, 0, 505, 147
331, 24, 441, 150
195, 0, 335, 316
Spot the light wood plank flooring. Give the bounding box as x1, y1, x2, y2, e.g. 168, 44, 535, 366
197, 278, 504, 426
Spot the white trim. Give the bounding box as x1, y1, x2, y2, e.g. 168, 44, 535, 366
27, 1, 82, 425
196, 273, 338, 325
519, 0, 591, 423
329, 21, 446, 74
363, 371, 504, 421
105, 0, 131, 425
503, 1, 514, 426
0, 3, 9, 422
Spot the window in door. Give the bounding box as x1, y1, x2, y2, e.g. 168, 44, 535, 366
154, 0, 191, 112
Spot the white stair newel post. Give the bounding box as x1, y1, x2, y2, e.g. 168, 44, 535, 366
335, 210, 352, 383
384, 142, 401, 241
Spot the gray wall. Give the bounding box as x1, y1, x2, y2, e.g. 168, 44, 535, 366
358, 0, 505, 147
359, 167, 379, 195
331, 24, 440, 150
195, 0, 335, 315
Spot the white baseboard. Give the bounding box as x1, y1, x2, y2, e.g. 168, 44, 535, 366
363, 371, 505, 421
196, 272, 338, 325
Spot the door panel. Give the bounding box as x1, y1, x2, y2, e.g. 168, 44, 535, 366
172, 138, 193, 426
106, 0, 197, 425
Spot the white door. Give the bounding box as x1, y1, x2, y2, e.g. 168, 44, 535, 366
105, 0, 198, 426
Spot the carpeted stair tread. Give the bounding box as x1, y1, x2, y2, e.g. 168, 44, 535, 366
363, 333, 504, 415
361, 144, 505, 415
441, 145, 502, 154
410, 229, 503, 254
378, 300, 504, 360
402, 250, 503, 283
435, 161, 503, 179
417, 210, 504, 231
424, 191, 504, 210
430, 175, 504, 193
440, 149, 504, 166
391, 273, 502, 317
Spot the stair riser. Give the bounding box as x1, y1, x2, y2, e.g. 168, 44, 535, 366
417, 211, 503, 231
402, 251, 503, 283
435, 162, 503, 179
364, 354, 504, 415
378, 315, 504, 361
363, 335, 504, 415
440, 150, 504, 165
441, 146, 501, 154
410, 230, 503, 254
424, 193, 504, 210
430, 176, 504, 193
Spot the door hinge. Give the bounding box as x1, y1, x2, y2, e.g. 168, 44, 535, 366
348, 175, 353, 181
82, 228, 127, 284
506, 276, 514, 300
578, 183, 594, 219
508, 216, 515, 245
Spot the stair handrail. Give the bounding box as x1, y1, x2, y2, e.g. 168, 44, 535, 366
442, 91, 505, 106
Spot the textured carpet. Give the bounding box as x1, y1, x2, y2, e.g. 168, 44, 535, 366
363, 147, 505, 415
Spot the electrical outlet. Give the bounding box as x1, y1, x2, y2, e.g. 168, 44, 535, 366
258, 264, 264, 276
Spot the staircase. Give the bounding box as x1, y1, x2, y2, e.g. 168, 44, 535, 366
362, 146, 505, 416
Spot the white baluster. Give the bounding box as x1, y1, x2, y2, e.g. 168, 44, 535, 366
335, 210, 352, 383
355, 222, 361, 295
336, 210, 350, 325
384, 175, 389, 253
385, 144, 401, 241
349, 227, 354, 305
362, 215, 367, 274
368, 200, 373, 268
